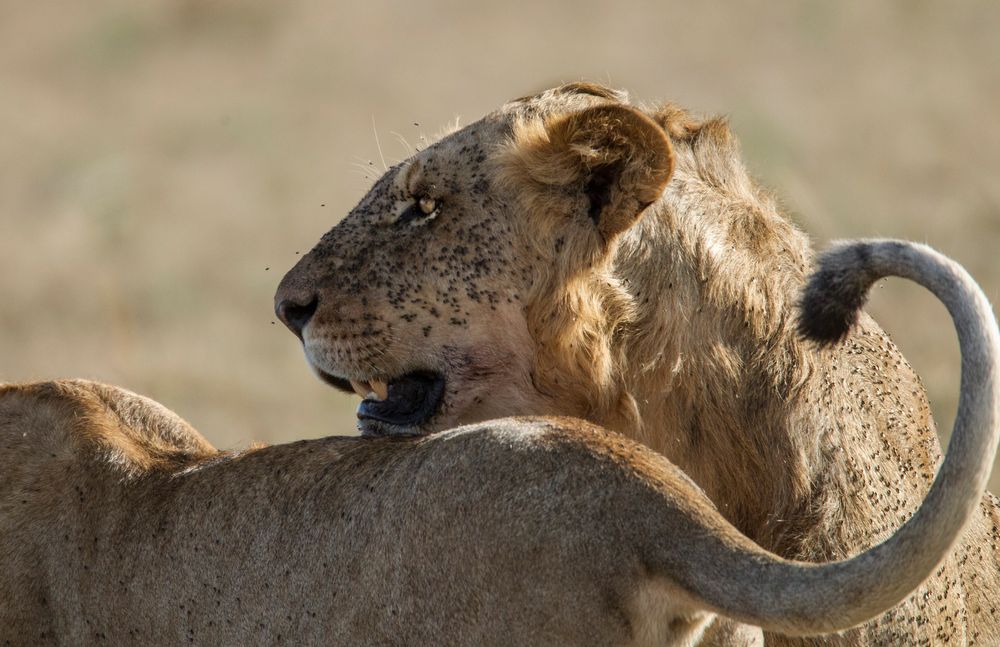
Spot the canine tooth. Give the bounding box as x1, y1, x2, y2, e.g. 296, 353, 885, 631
350, 380, 370, 399
370, 380, 389, 401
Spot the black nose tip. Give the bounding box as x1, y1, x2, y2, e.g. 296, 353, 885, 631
275, 297, 318, 339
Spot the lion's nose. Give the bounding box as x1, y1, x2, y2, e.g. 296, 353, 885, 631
275, 296, 318, 340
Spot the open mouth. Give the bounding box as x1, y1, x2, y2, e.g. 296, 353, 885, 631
317, 368, 445, 435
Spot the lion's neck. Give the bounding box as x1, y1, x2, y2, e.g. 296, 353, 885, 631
605, 176, 824, 543
514, 116, 950, 572
528, 134, 937, 554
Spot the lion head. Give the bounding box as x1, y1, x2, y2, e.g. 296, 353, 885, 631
275, 83, 690, 437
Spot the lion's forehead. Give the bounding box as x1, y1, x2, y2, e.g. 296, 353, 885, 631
321, 127, 518, 256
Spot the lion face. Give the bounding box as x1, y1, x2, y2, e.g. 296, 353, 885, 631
275, 84, 674, 436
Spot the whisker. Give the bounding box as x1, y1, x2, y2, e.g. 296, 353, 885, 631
350, 161, 378, 186
371, 115, 388, 172
391, 131, 415, 157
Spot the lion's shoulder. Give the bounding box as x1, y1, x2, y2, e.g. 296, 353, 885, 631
0, 380, 217, 489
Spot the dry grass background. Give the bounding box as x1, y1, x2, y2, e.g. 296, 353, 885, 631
2, 1, 998, 492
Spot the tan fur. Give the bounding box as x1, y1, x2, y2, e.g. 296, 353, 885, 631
2, 313, 997, 647
275, 84, 1000, 644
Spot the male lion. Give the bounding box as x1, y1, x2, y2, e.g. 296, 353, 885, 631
3, 241, 1000, 646
275, 84, 1000, 645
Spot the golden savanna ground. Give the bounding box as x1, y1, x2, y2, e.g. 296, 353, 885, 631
1, 1, 998, 490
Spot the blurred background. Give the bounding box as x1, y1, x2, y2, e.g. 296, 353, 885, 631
1, 1, 998, 490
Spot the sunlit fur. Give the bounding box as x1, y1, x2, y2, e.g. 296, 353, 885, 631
3, 267, 997, 647
497, 95, 817, 538
276, 84, 1000, 645
494, 89, 1000, 645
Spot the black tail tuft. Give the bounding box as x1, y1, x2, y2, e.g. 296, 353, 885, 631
798, 242, 880, 346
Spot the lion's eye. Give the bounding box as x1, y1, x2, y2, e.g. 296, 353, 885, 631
397, 195, 441, 226
418, 196, 438, 215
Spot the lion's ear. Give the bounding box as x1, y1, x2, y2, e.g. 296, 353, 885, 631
506, 104, 674, 242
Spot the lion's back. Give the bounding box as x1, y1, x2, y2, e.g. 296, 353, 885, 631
1, 380, 216, 507
0, 380, 219, 640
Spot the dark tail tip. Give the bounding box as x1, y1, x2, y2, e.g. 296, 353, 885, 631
798, 242, 880, 346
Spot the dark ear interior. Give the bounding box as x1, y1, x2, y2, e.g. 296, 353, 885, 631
586, 161, 624, 226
